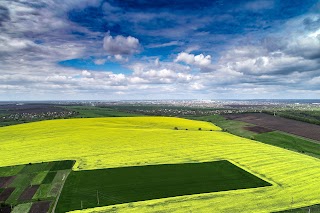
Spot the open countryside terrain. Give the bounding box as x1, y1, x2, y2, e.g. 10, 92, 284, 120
224, 113, 320, 141
0, 117, 320, 212
187, 114, 320, 159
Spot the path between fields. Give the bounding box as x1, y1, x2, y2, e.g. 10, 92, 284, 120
51, 170, 72, 213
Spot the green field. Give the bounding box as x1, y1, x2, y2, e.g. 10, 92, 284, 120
56, 160, 270, 212
186, 114, 257, 138
254, 131, 320, 158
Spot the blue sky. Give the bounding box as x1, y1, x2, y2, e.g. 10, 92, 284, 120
0, 0, 319, 100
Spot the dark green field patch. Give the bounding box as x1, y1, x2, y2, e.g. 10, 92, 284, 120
50, 160, 75, 171
254, 131, 320, 158
276, 203, 320, 212
31, 171, 49, 185
21, 162, 53, 174
42, 172, 57, 184
56, 160, 271, 213
33, 184, 52, 200
0, 165, 25, 177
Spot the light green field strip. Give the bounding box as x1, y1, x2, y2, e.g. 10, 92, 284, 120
48, 170, 70, 197
0, 165, 25, 177
33, 184, 52, 199
11, 202, 33, 213
31, 171, 49, 185
0, 117, 319, 212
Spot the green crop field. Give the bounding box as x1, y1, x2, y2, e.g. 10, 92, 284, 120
0, 117, 319, 212
56, 160, 270, 212
186, 114, 257, 138
254, 131, 320, 158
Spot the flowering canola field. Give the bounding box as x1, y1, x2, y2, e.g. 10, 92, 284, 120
0, 117, 319, 213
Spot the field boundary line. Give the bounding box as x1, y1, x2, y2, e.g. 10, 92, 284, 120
51, 168, 72, 213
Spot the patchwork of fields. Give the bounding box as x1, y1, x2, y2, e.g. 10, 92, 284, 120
224, 113, 320, 141
0, 117, 319, 212
0, 160, 74, 213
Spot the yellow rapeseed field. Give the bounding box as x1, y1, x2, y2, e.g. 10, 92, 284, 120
0, 117, 319, 212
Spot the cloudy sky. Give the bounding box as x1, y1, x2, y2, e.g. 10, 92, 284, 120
0, 0, 320, 100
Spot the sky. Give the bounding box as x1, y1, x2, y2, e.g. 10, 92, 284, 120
0, 0, 320, 100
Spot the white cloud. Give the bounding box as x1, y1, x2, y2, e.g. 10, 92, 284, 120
114, 54, 128, 62
175, 52, 212, 67
81, 70, 92, 77
103, 33, 140, 56
190, 82, 205, 90
0, 1, 319, 100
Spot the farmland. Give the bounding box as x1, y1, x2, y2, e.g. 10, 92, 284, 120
187, 114, 320, 159
56, 161, 270, 212
0, 161, 74, 213
224, 113, 320, 141
264, 109, 320, 125
0, 117, 319, 212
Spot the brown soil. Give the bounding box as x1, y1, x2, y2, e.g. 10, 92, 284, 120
0, 188, 15, 202
244, 126, 273, 133
29, 201, 52, 213
0, 177, 15, 188
18, 185, 39, 201
224, 113, 320, 142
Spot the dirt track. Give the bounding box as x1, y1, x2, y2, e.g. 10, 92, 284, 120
224, 113, 320, 142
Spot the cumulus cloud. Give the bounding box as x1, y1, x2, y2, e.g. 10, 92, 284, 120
81, 70, 92, 77
103, 33, 140, 56
0, 0, 319, 100
175, 52, 212, 67
213, 13, 320, 79
114, 54, 128, 62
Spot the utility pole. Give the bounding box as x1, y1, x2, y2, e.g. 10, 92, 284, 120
97, 190, 100, 205
81, 200, 83, 209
